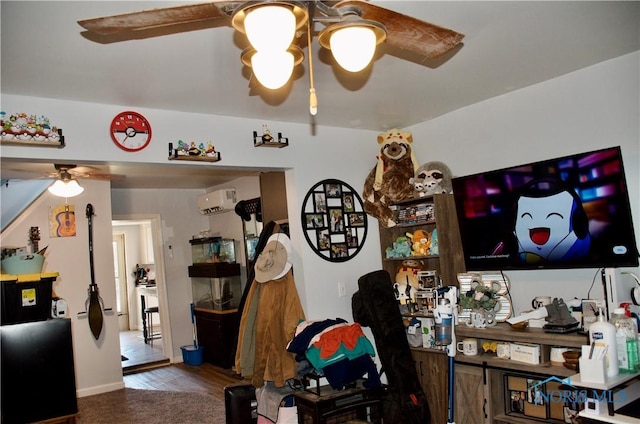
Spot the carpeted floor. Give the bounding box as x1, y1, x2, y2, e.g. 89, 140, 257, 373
77, 388, 225, 423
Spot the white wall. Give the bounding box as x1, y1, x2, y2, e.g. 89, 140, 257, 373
1, 180, 123, 396
408, 52, 640, 315
2, 51, 638, 395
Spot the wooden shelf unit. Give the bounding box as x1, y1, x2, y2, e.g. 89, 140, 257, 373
455, 323, 588, 423
380, 194, 464, 424
379, 194, 465, 287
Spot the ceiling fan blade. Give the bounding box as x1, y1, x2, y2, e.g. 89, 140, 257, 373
73, 172, 125, 181
78, 2, 237, 35
67, 165, 98, 174
335, 0, 464, 60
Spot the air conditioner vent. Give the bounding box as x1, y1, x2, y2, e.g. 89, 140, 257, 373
197, 189, 237, 215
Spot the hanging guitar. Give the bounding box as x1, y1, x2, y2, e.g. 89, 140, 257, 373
77, 203, 112, 340
29, 226, 48, 255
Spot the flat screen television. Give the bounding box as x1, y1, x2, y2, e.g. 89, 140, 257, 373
452, 146, 639, 271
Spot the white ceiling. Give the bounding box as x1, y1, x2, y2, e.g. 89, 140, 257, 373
1, 1, 639, 189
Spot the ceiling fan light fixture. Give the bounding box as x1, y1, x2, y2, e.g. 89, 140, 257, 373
48, 179, 84, 198
319, 20, 387, 73
242, 46, 303, 89
232, 2, 308, 53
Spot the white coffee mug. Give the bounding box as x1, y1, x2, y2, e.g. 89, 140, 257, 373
497, 342, 510, 359
457, 338, 478, 356
531, 296, 552, 309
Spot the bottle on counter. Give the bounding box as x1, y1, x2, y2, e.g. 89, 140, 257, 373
589, 307, 618, 378
610, 307, 639, 373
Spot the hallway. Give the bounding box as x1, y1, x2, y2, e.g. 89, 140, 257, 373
120, 330, 168, 374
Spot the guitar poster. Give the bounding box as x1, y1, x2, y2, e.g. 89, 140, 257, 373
49, 204, 77, 237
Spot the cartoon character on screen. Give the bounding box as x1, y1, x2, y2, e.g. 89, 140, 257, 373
513, 178, 590, 264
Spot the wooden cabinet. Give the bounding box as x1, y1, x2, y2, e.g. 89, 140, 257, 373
379, 194, 465, 287
455, 363, 487, 423
194, 308, 237, 368
411, 324, 589, 424
454, 323, 588, 423
411, 348, 448, 424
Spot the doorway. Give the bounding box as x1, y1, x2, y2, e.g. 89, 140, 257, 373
112, 215, 172, 371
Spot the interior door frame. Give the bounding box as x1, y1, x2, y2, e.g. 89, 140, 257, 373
112, 233, 129, 331
112, 213, 174, 363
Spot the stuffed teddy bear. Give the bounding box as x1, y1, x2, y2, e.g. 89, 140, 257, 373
363, 129, 419, 228
410, 161, 454, 197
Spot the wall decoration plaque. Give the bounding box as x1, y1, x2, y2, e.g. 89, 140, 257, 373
301, 179, 367, 262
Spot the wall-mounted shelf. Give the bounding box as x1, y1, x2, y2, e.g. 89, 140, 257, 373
168, 142, 220, 162
168, 154, 221, 162
254, 139, 288, 148
0, 129, 65, 148
253, 129, 289, 148
1, 113, 64, 148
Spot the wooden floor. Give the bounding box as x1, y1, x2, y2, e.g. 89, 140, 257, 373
120, 330, 168, 373
120, 329, 248, 402
123, 362, 248, 401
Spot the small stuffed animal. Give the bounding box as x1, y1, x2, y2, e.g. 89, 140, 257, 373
410, 161, 454, 197
385, 236, 412, 258
430, 229, 439, 256
407, 229, 431, 256
363, 129, 419, 227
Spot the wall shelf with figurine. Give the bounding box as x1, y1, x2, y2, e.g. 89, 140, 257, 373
253, 125, 289, 148
0, 136, 65, 148
168, 141, 221, 162
1, 112, 65, 148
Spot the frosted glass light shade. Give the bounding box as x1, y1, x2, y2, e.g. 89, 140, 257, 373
48, 179, 84, 197
244, 5, 296, 52
330, 26, 377, 72
251, 50, 294, 89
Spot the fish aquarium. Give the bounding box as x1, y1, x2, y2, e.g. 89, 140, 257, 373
188, 262, 241, 311
189, 237, 236, 264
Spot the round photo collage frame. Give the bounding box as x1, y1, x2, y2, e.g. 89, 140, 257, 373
301, 179, 368, 262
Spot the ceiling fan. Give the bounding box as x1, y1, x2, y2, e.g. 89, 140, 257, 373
51, 164, 115, 180
2, 164, 123, 197
78, 1, 464, 114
